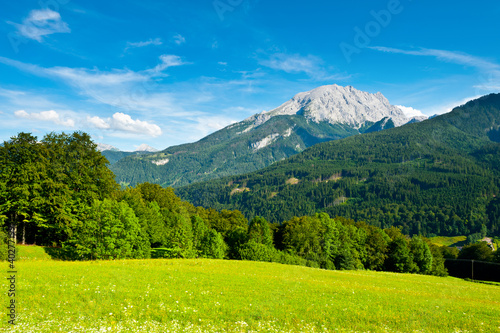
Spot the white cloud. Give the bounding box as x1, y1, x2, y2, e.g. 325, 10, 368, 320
87, 116, 110, 129
9, 8, 70, 42
87, 113, 162, 137
125, 38, 162, 51
14, 110, 29, 117
173, 34, 186, 45
148, 55, 187, 74
111, 113, 162, 136
395, 105, 427, 118
14, 109, 75, 127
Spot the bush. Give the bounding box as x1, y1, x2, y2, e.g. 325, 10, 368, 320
150, 248, 192, 259
239, 241, 309, 267
239, 241, 275, 262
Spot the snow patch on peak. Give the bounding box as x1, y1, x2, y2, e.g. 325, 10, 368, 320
97, 143, 119, 152
135, 144, 158, 152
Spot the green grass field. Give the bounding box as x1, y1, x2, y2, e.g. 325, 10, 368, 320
1, 246, 499, 332
428, 236, 467, 247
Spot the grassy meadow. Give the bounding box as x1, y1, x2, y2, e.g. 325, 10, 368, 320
428, 236, 467, 248
1, 246, 499, 332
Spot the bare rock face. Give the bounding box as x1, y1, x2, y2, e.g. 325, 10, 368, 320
247, 84, 417, 128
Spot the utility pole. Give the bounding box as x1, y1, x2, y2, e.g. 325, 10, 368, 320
471, 260, 474, 281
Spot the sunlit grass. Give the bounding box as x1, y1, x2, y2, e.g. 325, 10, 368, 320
15, 245, 52, 261
429, 236, 467, 247
1, 255, 499, 332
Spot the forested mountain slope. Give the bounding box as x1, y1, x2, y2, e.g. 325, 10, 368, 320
177, 94, 500, 237
108, 85, 420, 188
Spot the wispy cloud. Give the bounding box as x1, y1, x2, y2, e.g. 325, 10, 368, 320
125, 37, 162, 51
87, 112, 162, 137
8, 8, 70, 42
14, 109, 75, 127
426, 95, 483, 115
187, 115, 237, 140
370, 46, 500, 71
0, 55, 190, 114
0, 87, 65, 111
261, 53, 320, 75
260, 53, 351, 81
370, 46, 500, 92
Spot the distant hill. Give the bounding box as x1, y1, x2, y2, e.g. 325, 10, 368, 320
177, 94, 500, 237
100, 144, 159, 165
108, 84, 425, 187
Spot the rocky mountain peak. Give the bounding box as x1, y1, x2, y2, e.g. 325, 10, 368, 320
135, 144, 158, 152
249, 84, 413, 128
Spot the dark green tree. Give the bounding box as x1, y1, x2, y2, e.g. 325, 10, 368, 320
384, 228, 417, 273
162, 210, 195, 258
0, 133, 46, 244
248, 216, 273, 247
281, 215, 324, 261
225, 226, 249, 259
426, 242, 448, 276
191, 215, 226, 258
458, 242, 494, 261
209, 209, 248, 237
199, 229, 227, 259
409, 236, 433, 274
357, 222, 389, 271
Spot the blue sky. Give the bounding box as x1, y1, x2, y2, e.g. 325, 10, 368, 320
1, 0, 499, 151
